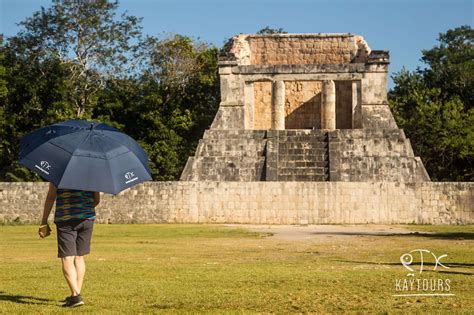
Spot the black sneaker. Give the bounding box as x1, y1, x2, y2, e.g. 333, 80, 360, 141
62, 295, 84, 307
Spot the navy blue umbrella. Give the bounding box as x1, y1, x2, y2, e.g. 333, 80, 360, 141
19, 119, 152, 194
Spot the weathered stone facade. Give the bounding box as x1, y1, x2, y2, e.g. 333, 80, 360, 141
4, 34, 467, 228
181, 33, 429, 182
1, 182, 472, 224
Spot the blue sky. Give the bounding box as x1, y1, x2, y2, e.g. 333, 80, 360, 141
1, 0, 473, 87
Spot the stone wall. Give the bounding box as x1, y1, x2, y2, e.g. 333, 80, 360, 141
180, 130, 267, 182
1, 182, 472, 225
284, 81, 321, 129
328, 129, 430, 182
245, 34, 370, 65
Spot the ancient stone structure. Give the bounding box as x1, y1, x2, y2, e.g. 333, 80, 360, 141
181, 33, 430, 182
5, 34, 470, 227
1, 182, 472, 224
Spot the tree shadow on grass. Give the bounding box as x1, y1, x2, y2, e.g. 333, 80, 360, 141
0, 291, 54, 305
309, 231, 474, 240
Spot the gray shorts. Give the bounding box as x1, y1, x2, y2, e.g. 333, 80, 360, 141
56, 219, 94, 258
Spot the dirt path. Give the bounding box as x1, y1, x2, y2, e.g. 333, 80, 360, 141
223, 224, 432, 242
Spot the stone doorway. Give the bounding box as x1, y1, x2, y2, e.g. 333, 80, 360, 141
335, 81, 354, 129
252, 80, 355, 130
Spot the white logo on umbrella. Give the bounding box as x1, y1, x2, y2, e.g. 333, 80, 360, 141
35, 160, 51, 175
41, 161, 51, 170
125, 171, 138, 184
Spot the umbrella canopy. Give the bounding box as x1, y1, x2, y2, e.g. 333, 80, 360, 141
19, 119, 152, 194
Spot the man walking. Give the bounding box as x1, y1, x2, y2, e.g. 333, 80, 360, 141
39, 182, 100, 308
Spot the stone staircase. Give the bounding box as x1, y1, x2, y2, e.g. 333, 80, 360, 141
180, 128, 429, 182
275, 130, 329, 181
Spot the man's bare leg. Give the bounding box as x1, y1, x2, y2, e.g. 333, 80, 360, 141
61, 256, 80, 296
75, 256, 86, 294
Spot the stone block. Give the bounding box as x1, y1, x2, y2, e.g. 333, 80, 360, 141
361, 105, 397, 129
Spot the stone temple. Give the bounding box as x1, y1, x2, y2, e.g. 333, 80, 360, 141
3, 34, 473, 225
181, 33, 430, 182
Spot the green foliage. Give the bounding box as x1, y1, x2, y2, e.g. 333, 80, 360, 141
1, 40, 73, 181
421, 25, 474, 107
92, 35, 219, 180
8, 0, 145, 117
1, 2, 219, 182
256, 26, 288, 34
0, 38, 7, 100
389, 26, 474, 181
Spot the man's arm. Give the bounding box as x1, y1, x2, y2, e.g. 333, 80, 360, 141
93, 192, 100, 208
41, 182, 57, 225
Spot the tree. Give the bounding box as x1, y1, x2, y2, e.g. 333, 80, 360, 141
0, 0, 151, 180
421, 25, 473, 108
146, 35, 219, 147
7, 0, 146, 117
1, 2, 220, 182
389, 26, 474, 181
256, 26, 287, 34
1, 39, 73, 181
0, 35, 13, 180
0, 35, 7, 100
94, 35, 220, 180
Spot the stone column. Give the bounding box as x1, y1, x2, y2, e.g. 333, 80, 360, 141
321, 80, 336, 129
244, 82, 255, 129
352, 80, 362, 128
271, 81, 285, 130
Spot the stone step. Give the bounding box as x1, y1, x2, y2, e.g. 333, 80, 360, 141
278, 150, 328, 161
195, 156, 265, 164
192, 171, 265, 181
198, 144, 266, 156
278, 152, 328, 159
203, 130, 267, 140
201, 151, 265, 157
280, 147, 325, 152
277, 130, 328, 136
333, 129, 406, 140
199, 150, 265, 157
278, 135, 327, 142
278, 167, 326, 176
190, 157, 266, 181
277, 174, 328, 181
278, 143, 327, 150
196, 138, 267, 157
201, 138, 267, 146
278, 161, 328, 168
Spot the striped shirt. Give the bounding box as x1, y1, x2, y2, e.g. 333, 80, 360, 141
54, 189, 96, 223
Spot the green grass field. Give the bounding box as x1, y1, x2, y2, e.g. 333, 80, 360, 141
1, 224, 473, 313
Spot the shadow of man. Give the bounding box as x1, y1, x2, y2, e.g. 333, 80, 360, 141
0, 291, 54, 305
